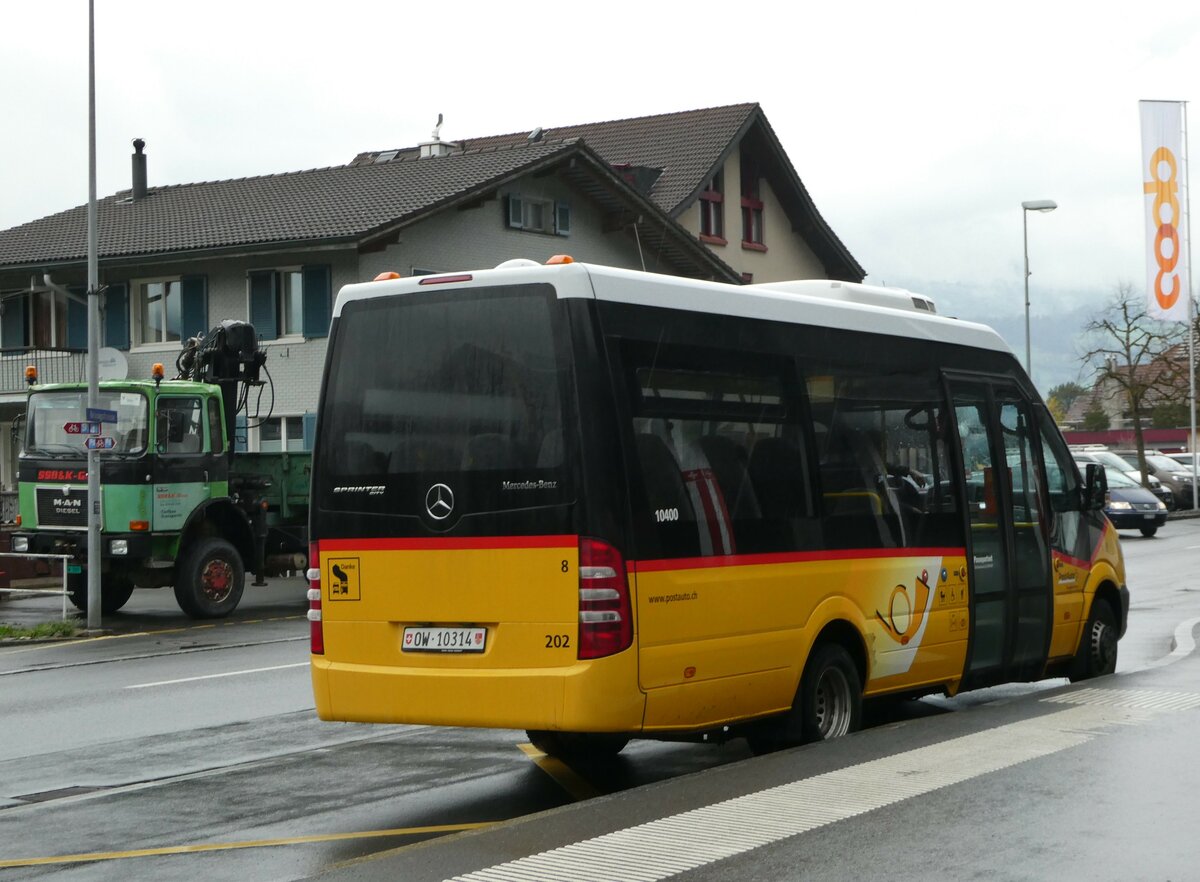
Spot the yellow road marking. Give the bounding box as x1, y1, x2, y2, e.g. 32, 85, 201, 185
518, 742, 601, 801
0, 821, 492, 869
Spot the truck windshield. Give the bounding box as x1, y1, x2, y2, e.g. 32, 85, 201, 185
318, 283, 571, 515
25, 390, 149, 456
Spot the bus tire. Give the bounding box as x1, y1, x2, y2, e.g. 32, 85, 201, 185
67, 573, 136, 614
798, 643, 862, 742
174, 537, 244, 619
1069, 598, 1117, 682
525, 730, 629, 761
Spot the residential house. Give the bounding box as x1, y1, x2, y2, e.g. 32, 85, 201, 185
0, 103, 864, 509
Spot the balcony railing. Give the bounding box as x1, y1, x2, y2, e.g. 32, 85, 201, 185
0, 348, 86, 394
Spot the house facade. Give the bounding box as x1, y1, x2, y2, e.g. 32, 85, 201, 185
0, 104, 863, 506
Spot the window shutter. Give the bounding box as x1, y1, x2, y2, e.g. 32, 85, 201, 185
103, 282, 130, 350
1, 293, 27, 349
506, 194, 523, 229
67, 287, 87, 349
248, 270, 277, 341
302, 411, 317, 451
180, 275, 209, 340
555, 202, 571, 236
234, 413, 248, 453
301, 265, 332, 338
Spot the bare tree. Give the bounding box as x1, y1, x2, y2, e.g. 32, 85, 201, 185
1079, 282, 1187, 485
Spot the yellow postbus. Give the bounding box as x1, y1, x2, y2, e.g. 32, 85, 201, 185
307, 258, 1127, 757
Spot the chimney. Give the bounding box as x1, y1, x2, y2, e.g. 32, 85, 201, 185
418, 113, 455, 159
132, 138, 147, 201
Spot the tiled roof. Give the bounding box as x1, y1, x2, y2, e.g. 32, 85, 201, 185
0, 140, 578, 268
354, 103, 865, 280
353, 104, 760, 216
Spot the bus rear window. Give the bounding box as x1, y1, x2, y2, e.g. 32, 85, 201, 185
319, 284, 570, 512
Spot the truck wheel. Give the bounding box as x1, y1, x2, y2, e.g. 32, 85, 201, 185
174, 538, 244, 619
67, 574, 136, 614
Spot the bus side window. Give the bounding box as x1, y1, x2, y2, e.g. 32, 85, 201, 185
622, 341, 815, 558
809, 367, 961, 551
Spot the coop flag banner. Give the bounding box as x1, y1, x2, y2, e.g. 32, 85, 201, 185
1140, 100, 1189, 322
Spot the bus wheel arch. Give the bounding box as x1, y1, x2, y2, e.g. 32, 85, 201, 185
748, 619, 866, 753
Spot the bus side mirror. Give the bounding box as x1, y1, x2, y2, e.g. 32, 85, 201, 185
1084, 463, 1107, 511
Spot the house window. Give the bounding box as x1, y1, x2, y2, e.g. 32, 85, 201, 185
134, 278, 183, 345
506, 195, 570, 236
699, 172, 725, 243
741, 159, 765, 250
258, 416, 307, 452
247, 266, 331, 340
1, 288, 86, 351
279, 271, 304, 337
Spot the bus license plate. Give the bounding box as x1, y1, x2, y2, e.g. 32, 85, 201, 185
402, 626, 487, 653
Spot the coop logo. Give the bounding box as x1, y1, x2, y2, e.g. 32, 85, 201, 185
1144, 145, 1182, 312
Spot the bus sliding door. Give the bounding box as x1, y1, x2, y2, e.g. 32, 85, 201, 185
948, 379, 1052, 686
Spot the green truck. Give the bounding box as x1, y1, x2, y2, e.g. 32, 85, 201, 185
11, 321, 309, 618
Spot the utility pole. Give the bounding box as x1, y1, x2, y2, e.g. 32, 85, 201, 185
85, 0, 101, 629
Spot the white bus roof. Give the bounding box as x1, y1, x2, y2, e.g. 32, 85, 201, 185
335, 260, 1013, 356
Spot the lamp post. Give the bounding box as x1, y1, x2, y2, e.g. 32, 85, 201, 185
1022, 199, 1057, 378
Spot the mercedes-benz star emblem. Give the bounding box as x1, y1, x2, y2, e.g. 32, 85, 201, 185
425, 483, 454, 520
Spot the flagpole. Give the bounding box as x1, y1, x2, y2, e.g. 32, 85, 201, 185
1185, 102, 1197, 510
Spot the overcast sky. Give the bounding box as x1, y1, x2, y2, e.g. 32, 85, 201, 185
4, 1, 1200, 393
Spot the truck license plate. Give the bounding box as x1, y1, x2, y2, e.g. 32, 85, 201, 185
402, 626, 487, 653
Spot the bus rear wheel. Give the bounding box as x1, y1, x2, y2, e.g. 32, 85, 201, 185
174, 537, 245, 619
798, 643, 862, 742
747, 642, 863, 754
525, 730, 629, 762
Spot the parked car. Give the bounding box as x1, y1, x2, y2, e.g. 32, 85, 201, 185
1095, 466, 1168, 536
1113, 450, 1196, 508
1071, 449, 1175, 509
1166, 451, 1200, 472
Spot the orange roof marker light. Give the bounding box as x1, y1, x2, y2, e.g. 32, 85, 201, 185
546, 254, 574, 265
152, 363, 164, 387
373, 272, 402, 281
24, 365, 37, 386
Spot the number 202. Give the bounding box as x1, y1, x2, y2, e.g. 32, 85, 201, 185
545, 634, 570, 648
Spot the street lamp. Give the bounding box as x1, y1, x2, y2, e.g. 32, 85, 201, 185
1022, 199, 1057, 378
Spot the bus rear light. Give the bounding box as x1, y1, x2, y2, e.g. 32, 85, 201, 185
308, 542, 324, 655
577, 537, 632, 659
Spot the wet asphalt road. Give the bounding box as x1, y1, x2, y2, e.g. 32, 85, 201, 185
0, 519, 1197, 880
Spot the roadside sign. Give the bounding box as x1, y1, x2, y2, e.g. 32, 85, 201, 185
84, 436, 116, 450
86, 407, 118, 424
64, 422, 101, 435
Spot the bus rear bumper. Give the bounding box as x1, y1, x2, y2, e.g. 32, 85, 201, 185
310, 655, 644, 733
